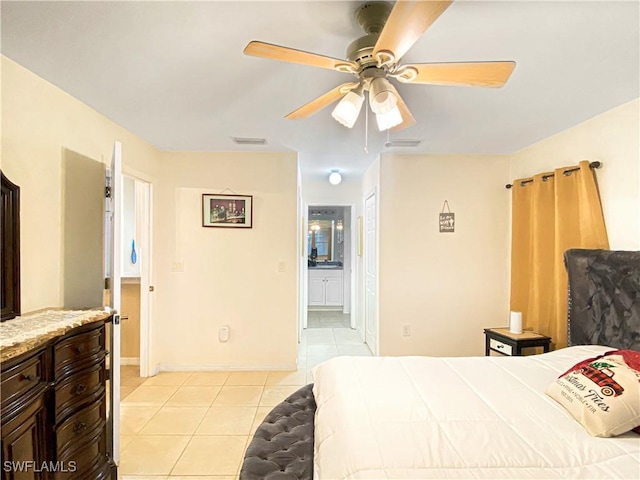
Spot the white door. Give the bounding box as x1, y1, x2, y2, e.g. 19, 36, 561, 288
108, 141, 123, 464
364, 193, 377, 354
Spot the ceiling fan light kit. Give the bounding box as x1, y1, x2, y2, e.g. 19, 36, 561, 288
369, 77, 398, 114
376, 105, 403, 131
332, 87, 365, 128
244, 0, 515, 134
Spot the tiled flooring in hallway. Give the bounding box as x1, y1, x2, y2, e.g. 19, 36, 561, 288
307, 309, 351, 328
118, 325, 372, 479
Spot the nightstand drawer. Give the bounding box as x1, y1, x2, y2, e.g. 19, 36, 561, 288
489, 338, 512, 355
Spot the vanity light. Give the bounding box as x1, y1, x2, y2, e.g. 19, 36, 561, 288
328, 170, 342, 185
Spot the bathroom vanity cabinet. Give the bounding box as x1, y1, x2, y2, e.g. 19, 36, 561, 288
308, 269, 343, 307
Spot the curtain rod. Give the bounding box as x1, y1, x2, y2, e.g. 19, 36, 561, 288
505, 161, 602, 189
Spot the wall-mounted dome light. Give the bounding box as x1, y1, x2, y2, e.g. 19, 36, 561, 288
329, 170, 342, 185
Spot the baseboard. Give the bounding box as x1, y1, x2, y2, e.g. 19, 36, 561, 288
121, 357, 140, 366
155, 362, 298, 372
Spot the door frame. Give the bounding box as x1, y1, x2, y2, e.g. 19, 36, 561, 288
122, 166, 154, 378
363, 188, 379, 355
301, 202, 357, 329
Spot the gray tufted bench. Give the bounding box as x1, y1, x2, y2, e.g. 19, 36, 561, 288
240, 383, 316, 480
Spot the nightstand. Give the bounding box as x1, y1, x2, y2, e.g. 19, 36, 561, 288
484, 327, 551, 356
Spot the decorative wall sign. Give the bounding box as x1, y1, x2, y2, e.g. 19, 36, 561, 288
439, 200, 455, 233
202, 193, 253, 228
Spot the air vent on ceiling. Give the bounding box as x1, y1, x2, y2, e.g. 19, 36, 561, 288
232, 137, 267, 145
387, 139, 422, 147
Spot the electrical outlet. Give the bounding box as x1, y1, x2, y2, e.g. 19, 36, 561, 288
402, 325, 411, 337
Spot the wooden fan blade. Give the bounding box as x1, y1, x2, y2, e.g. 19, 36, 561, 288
400, 61, 516, 87
285, 82, 359, 120
244, 41, 356, 72
373, 1, 453, 64
388, 84, 416, 132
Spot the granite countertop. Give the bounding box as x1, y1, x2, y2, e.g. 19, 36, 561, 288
0, 309, 111, 362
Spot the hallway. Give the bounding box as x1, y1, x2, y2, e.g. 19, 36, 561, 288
306, 309, 350, 328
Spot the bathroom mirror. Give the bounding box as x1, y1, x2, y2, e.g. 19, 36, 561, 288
307, 218, 344, 264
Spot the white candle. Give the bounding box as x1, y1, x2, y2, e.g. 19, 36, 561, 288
510, 311, 523, 334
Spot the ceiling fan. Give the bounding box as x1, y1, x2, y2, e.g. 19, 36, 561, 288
244, 0, 515, 132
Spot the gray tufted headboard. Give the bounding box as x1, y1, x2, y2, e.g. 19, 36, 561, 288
565, 249, 640, 351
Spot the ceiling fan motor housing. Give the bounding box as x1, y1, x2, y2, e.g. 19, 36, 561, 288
355, 2, 392, 35
348, 2, 393, 73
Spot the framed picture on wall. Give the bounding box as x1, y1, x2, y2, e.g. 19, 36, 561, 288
202, 194, 253, 228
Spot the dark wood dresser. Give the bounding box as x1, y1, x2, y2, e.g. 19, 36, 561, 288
1, 317, 115, 479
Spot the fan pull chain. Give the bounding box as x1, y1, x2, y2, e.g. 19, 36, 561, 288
364, 93, 369, 154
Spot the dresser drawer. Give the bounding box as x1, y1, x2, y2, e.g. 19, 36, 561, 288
56, 425, 108, 480
54, 325, 105, 378
55, 362, 105, 423
489, 338, 513, 355
56, 397, 106, 457
1, 349, 47, 411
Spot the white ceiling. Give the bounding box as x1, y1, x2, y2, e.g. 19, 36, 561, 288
2, 1, 638, 181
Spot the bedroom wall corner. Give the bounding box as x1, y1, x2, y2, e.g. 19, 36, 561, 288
152, 151, 299, 370
0, 56, 160, 312
509, 98, 640, 250
377, 154, 511, 357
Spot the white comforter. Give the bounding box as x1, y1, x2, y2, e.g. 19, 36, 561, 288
312, 346, 640, 479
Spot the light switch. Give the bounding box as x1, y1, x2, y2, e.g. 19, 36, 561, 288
172, 261, 184, 272
278, 261, 286, 272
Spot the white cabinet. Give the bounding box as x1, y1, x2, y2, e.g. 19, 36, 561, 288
308, 269, 343, 307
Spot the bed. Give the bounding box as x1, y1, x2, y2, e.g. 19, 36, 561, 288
241, 249, 640, 479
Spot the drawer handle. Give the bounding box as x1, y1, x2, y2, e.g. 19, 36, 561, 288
74, 345, 86, 354
72, 383, 87, 395
19, 373, 35, 382
73, 422, 88, 433
497, 344, 504, 349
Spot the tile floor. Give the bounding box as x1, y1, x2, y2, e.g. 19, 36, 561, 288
307, 309, 351, 328
118, 315, 372, 479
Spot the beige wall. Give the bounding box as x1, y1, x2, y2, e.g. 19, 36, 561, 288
1, 56, 160, 312
510, 99, 640, 250
153, 151, 299, 370
302, 178, 362, 205
2, 56, 299, 371
377, 154, 511, 356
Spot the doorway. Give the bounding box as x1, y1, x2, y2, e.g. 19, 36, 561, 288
307, 205, 351, 329
364, 191, 378, 354
120, 174, 152, 379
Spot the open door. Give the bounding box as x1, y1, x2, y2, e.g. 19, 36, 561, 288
364, 192, 378, 355
107, 141, 123, 464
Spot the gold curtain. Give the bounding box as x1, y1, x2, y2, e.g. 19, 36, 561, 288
510, 161, 609, 348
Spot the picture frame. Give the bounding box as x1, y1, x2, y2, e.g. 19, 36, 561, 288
202, 193, 253, 228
